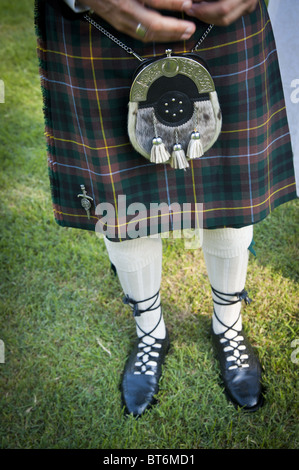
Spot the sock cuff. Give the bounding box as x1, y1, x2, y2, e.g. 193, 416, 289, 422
201, 225, 253, 258
104, 236, 162, 272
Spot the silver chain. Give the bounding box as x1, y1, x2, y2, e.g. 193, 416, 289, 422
192, 23, 214, 51
84, 14, 145, 61
84, 14, 213, 62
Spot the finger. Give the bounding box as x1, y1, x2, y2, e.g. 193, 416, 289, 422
143, 0, 193, 11
134, 5, 197, 42
185, 0, 258, 26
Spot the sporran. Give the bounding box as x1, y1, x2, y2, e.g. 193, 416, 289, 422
84, 15, 222, 170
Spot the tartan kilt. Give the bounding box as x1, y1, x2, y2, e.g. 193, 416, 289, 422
35, 0, 297, 240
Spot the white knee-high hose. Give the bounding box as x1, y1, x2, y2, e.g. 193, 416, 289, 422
201, 226, 253, 338
104, 237, 166, 344
104, 225, 253, 342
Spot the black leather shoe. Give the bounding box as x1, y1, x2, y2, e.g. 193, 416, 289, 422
121, 329, 170, 417
210, 287, 263, 411
212, 326, 263, 411
121, 292, 170, 417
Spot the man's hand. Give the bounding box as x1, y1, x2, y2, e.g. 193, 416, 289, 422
82, 0, 197, 42
185, 0, 259, 27
81, 0, 259, 43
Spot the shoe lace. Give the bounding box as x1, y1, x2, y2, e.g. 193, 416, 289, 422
212, 287, 252, 370
123, 291, 163, 375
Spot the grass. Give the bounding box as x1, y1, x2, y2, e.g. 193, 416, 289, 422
0, 0, 298, 450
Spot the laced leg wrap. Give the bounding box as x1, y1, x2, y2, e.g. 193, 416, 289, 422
123, 290, 161, 318
211, 286, 253, 370
123, 291, 164, 375
211, 287, 252, 307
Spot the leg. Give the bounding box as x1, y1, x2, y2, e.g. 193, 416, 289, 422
104, 236, 169, 417
202, 226, 263, 410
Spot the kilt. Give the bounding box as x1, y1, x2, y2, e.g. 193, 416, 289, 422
35, 0, 297, 240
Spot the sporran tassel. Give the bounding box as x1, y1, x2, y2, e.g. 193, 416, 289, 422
150, 137, 171, 163
187, 131, 204, 159
171, 143, 189, 170
150, 113, 171, 164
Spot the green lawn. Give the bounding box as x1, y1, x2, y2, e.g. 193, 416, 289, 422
0, 0, 298, 449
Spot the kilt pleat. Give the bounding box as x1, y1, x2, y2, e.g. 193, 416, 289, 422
35, 0, 297, 240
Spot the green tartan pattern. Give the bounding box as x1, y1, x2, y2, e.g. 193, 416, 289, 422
35, 0, 297, 240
